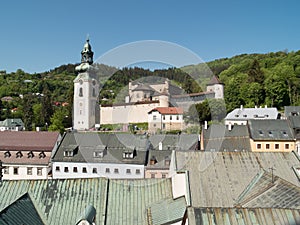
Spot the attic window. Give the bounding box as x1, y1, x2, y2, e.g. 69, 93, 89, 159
243, 115, 247, 117
235, 115, 239, 117
28, 151, 34, 158
64, 150, 74, 157
259, 130, 263, 135
16, 151, 23, 158
39, 151, 46, 159
4, 151, 11, 158
268, 131, 273, 137
94, 151, 104, 158
123, 149, 137, 159
254, 115, 258, 118
291, 111, 299, 116
282, 131, 288, 137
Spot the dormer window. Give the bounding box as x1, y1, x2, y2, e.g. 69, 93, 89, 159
259, 130, 264, 136
93, 145, 107, 158
164, 156, 171, 166
39, 151, 46, 159
149, 156, 157, 165
16, 151, 23, 158
123, 149, 137, 159
28, 151, 34, 158
4, 151, 11, 158
64, 150, 74, 157
94, 151, 104, 158
282, 131, 288, 137
64, 145, 78, 157
268, 131, 273, 137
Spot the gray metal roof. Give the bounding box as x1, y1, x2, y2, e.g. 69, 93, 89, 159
175, 151, 300, 208
225, 107, 278, 121
248, 119, 294, 140
52, 133, 148, 165
188, 207, 300, 225
285, 106, 300, 117
202, 124, 251, 151
148, 134, 199, 150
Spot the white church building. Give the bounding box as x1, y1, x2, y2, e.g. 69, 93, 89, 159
73, 40, 224, 130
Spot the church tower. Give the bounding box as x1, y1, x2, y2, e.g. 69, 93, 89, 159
73, 39, 99, 130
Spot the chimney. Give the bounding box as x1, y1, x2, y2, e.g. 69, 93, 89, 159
228, 123, 232, 131
204, 121, 208, 130
159, 141, 163, 150
265, 105, 268, 108
240, 105, 243, 110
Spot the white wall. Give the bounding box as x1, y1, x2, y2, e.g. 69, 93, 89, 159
52, 162, 144, 179
2, 164, 48, 180
100, 102, 160, 124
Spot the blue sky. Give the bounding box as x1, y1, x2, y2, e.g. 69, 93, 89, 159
0, 0, 299, 73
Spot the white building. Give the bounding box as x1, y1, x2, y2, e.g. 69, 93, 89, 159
0, 118, 24, 131
0, 131, 61, 180
51, 133, 148, 179
73, 39, 99, 131
148, 107, 184, 133
225, 105, 279, 125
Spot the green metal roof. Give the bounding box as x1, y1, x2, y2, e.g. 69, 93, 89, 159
0, 193, 45, 225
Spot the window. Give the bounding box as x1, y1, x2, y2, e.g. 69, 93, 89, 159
162, 173, 167, 178
176, 115, 179, 120
282, 131, 288, 137
257, 144, 262, 149
259, 130, 263, 136
73, 167, 78, 173
162, 123, 166, 129
64, 151, 73, 157
16, 151, 23, 158
82, 167, 87, 173
170, 116, 172, 120
92, 168, 97, 174
37, 168, 42, 176
114, 168, 119, 174
275, 144, 279, 149
151, 173, 155, 178
153, 123, 156, 127
27, 167, 33, 175
153, 115, 157, 120
94, 151, 104, 158
39, 151, 46, 159
266, 144, 270, 149
285, 144, 289, 149
163, 115, 165, 120
79, 87, 83, 97
268, 131, 273, 137
105, 168, 110, 173
64, 167, 69, 173
28, 151, 34, 158
126, 169, 131, 174
4, 151, 11, 158
4, 167, 9, 174
13, 167, 18, 175
135, 169, 141, 174
55, 166, 60, 172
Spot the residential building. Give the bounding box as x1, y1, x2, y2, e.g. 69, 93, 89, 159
225, 105, 279, 125
285, 106, 300, 155
0, 118, 24, 131
201, 123, 251, 151
51, 133, 148, 179
148, 107, 184, 133
248, 119, 295, 152
0, 131, 61, 180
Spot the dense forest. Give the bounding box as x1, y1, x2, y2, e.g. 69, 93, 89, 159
0, 49, 299, 132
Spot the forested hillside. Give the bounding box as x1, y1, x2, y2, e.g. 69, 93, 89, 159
0, 49, 299, 131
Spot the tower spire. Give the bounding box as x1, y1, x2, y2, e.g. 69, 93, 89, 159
81, 37, 94, 65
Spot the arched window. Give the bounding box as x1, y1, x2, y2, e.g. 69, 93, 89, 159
92, 88, 96, 97
79, 87, 83, 97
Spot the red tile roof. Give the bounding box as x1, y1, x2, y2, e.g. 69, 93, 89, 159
148, 107, 183, 115
0, 131, 60, 151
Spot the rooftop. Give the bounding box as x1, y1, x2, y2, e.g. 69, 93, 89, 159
225, 106, 278, 121
148, 107, 183, 115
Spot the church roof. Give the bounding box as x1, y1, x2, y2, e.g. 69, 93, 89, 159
207, 75, 223, 85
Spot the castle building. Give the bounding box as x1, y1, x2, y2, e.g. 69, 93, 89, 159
73, 39, 99, 130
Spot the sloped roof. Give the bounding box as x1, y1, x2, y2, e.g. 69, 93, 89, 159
207, 75, 223, 85
132, 84, 155, 92
236, 170, 300, 208
225, 107, 278, 121
248, 119, 294, 140
0, 193, 45, 225
52, 133, 148, 165
174, 151, 300, 208
202, 124, 251, 151
188, 207, 300, 225
0, 118, 24, 128
285, 106, 300, 117
147, 196, 186, 225
148, 134, 199, 151
0, 179, 108, 225
0, 131, 60, 151
148, 107, 183, 115
146, 150, 172, 169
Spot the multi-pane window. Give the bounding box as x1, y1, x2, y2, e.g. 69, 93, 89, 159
37, 168, 43, 176
55, 166, 60, 172
105, 168, 110, 173
266, 144, 270, 149
73, 167, 78, 173
92, 168, 97, 174
126, 169, 131, 174
136, 169, 141, 174
275, 144, 280, 149
114, 168, 119, 174
257, 144, 262, 149
82, 167, 87, 173
64, 167, 69, 173
27, 167, 33, 175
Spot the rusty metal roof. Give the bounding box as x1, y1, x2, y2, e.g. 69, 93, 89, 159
175, 151, 300, 208
188, 207, 300, 225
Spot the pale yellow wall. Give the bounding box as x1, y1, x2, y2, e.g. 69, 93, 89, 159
250, 139, 295, 152
145, 169, 169, 178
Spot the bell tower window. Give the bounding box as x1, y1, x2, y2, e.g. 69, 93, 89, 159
79, 88, 83, 97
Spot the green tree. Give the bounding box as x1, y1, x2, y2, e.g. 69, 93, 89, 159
48, 108, 65, 134
41, 82, 54, 126
22, 94, 34, 131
